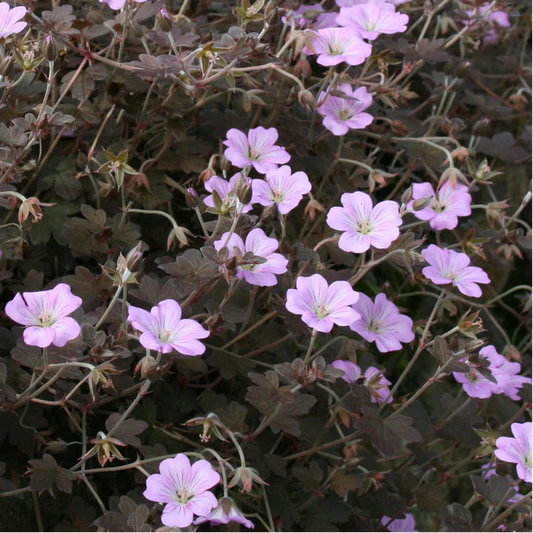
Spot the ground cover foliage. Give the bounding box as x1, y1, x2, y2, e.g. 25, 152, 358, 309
0, 0, 531, 531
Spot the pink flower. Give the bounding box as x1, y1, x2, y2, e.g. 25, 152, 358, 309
303, 27, 372, 66
252, 165, 312, 215
350, 293, 414, 352
326, 191, 402, 253
286, 274, 360, 333
382, 514, 418, 532
204, 174, 253, 214
317, 84, 373, 136
282, 3, 323, 27
315, 12, 341, 29
495, 422, 532, 483
5, 283, 82, 348
337, 3, 409, 40
331, 360, 393, 404
409, 181, 472, 231
194, 497, 255, 529
453, 352, 501, 399
223, 127, 290, 174
214, 228, 288, 287
0, 2, 27, 39
128, 299, 209, 355
143, 453, 220, 528
421, 245, 490, 298
100, 0, 147, 9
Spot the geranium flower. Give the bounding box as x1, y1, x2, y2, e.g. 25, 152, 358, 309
223, 127, 291, 174
286, 274, 360, 333
421, 245, 490, 297
331, 360, 393, 404
495, 422, 532, 483
204, 174, 254, 214
143, 453, 220, 528
337, 3, 409, 40
194, 497, 255, 529
282, 3, 323, 27
214, 228, 288, 287
0, 2, 27, 38
326, 191, 402, 253
303, 27, 372, 66
252, 165, 312, 215
100, 0, 148, 10
381, 514, 419, 532
5, 283, 82, 348
409, 181, 472, 231
350, 293, 414, 352
317, 84, 373, 136
128, 300, 209, 355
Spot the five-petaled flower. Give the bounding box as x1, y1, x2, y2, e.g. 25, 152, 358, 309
421, 245, 490, 297
214, 228, 288, 287
495, 422, 532, 483
286, 274, 360, 333
0, 2, 27, 39
317, 84, 374, 136
381, 514, 419, 532
99, 0, 148, 10
5, 283, 82, 348
304, 27, 372, 66
128, 299, 209, 355
143, 453, 220, 528
223, 127, 291, 174
326, 191, 402, 253
194, 497, 255, 529
204, 174, 254, 215
350, 293, 414, 352
409, 180, 472, 231
253, 165, 312, 215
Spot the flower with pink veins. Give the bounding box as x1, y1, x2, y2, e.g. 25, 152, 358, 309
5, 283, 82, 348
331, 360, 393, 404
326, 191, 402, 253
382, 514, 418, 532
143, 453, 220, 528
495, 422, 532, 483
304, 27, 372, 66
223, 127, 290, 174
194, 497, 255, 529
286, 274, 360, 333
128, 300, 209, 355
213, 228, 288, 287
204, 174, 254, 214
317, 84, 373, 136
350, 293, 414, 352
453, 357, 500, 399
0, 3, 27, 39
421, 245, 490, 298
409, 180, 472, 231
253, 165, 312, 215
100, 0, 148, 10
337, 3, 409, 40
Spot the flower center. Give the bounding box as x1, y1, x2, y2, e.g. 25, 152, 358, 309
315, 304, 329, 319
159, 330, 174, 343
248, 149, 260, 161
176, 489, 192, 504
356, 220, 372, 235
338, 108, 353, 121
272, 190, 285, 203
525, 453, 532, 469
328, 44, 344, 56
367, 320, 381, 333
37, 312, 53, 327
433, 200, 445, 213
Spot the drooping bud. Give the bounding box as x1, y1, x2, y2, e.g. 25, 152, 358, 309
298, 89, 315, 111
227, 466, 267, 493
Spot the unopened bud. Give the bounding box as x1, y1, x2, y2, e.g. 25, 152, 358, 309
412, 196, 433, 211
298, 89, 315, 112
473, 117, 490, 135
199, 167, 216, 183
401, 185, 413, 205
157, 8, 173, 33
45, 440, 68, 454
220, 155, 232, 173
236, 178, 253, 205
125, 242, 145, 273
456, 60, 471, 79
185, 187, 200, 209
44, 35, 57, 62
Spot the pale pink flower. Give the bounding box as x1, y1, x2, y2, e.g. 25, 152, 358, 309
337, 0, 409, 6
286, 274, 360, 333
315, 12, 341, 29
100, 0, 148, 9
0, 2, 27, 39
128, 299, 209, 355
326, 191, 402, 253
282, 3, 323, 27
223, 127, 290, 174
317, 83, 373, 136
453, 348, 501, 399
204, 174, 254, 214
252, 165, 312, 215
303, 27, 372, 66
194, 497, 255, 529
350, 293, 414, 352
495, 422, 532, 483
331, 360, 393, 404
337, 3, 409, 40
421, 245, 490, 298
143, 454, 220, 528
5, 284, 82, 348
409, 181, 472, 230
214, 228, 288, 287
382, 514, 418, 532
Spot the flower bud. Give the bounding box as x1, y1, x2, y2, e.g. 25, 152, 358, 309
473, 117, 490, 135
236, 178, 253, 205
456, 60, 471, 79
157, 8, 173, 33
44, 34, 57, 62
411, 196, 432, 211
401, 185, 413, 205
0, 55, 14, 77
220, 155, 232, 173
129, 20, 144, 39
298, 89, 315, 112
125, 242, 145, 273
227, 466, 267, 493
185, 187, 200, 209
443, 61, 454, 77
199, 167, 216, 183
